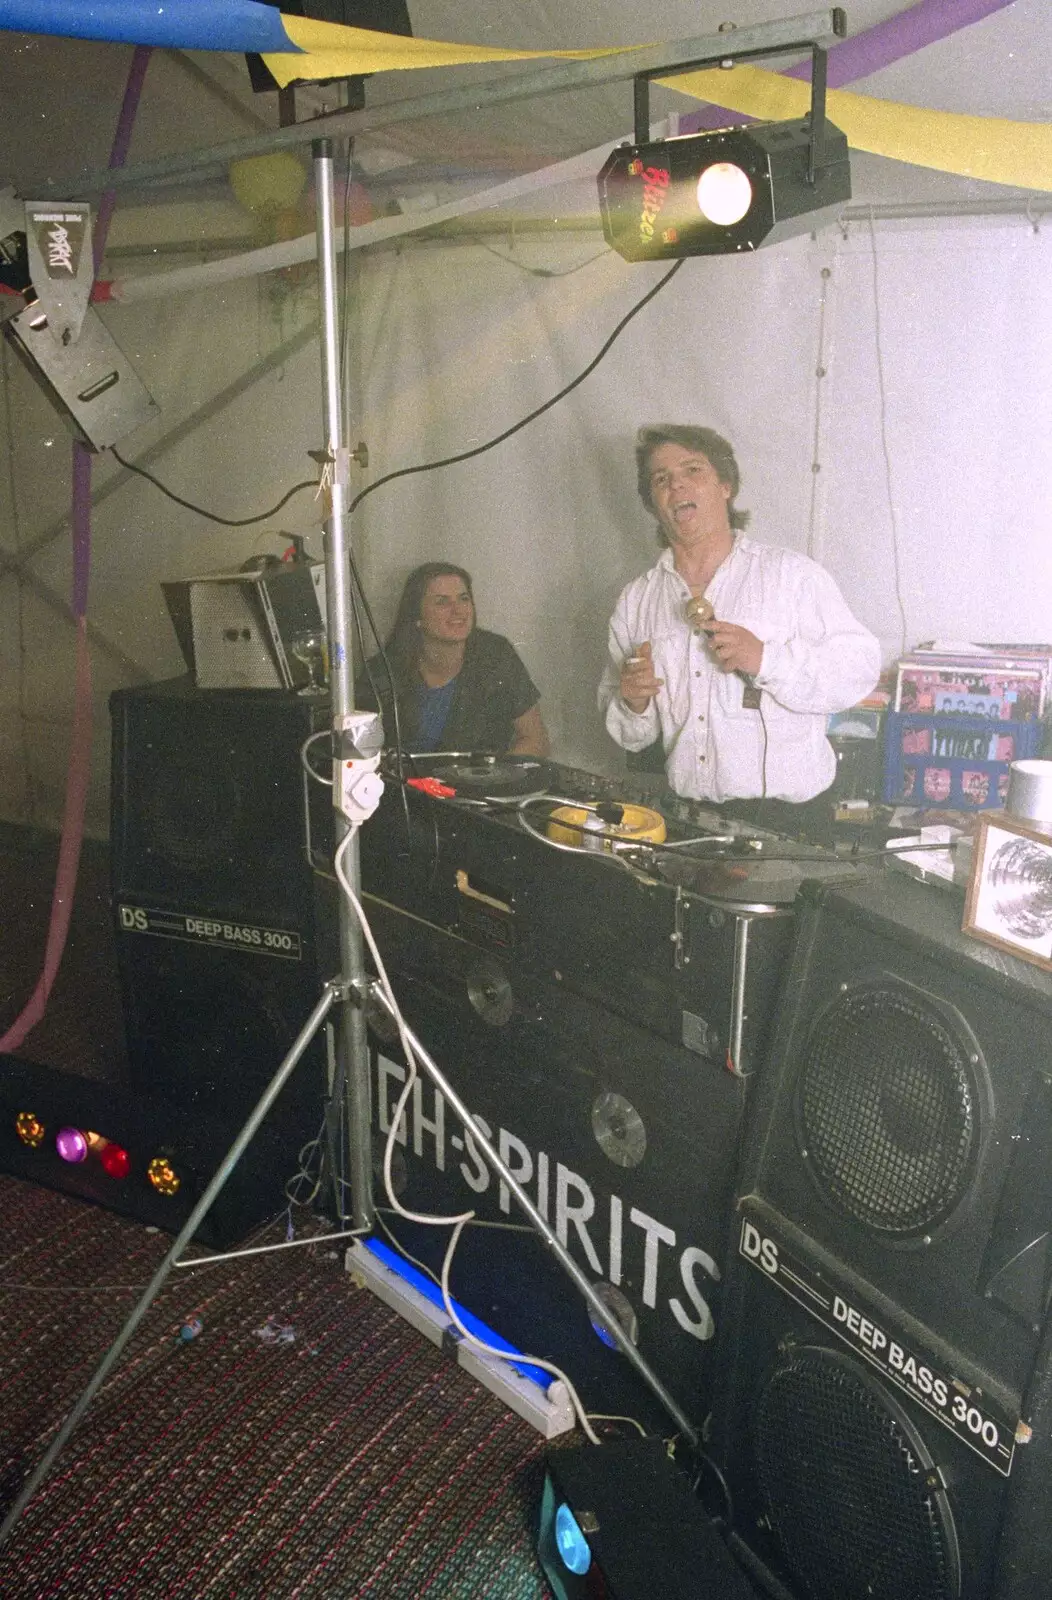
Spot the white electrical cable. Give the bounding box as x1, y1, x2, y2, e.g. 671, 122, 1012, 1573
300, 728, 333, 786
333, 826, 602, 1444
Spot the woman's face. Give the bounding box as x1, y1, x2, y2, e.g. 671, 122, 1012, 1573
418, 573, 474, 645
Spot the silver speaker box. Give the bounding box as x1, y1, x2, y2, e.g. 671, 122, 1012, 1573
162, 562, 326, 691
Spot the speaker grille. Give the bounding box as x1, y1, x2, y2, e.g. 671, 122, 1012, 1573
754, 1346, 960, 1600
142, 749, 246, 871
124, 943, 326, 1117
799, 986, 978, 1236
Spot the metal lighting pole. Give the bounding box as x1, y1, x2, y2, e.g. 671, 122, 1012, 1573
312, 136, 374, 1235
309, 139, 703, 1447
0, 140, 379, 1550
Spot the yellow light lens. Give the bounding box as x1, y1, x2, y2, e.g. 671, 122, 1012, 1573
147, 1156, 181, 1197
15, 1111, 46, 1149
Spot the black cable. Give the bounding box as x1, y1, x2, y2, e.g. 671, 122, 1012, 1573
346, 258, 684, 517
111, 258, 681, 561
340, 256, 686, 873
690, 1445, 735, 1527
515, 795, 959, 869
110, 447, 316, 528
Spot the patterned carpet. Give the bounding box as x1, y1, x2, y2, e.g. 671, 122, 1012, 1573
0, 828, 554, 1598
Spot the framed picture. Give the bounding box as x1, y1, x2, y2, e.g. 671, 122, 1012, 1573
963, 813, 1052, 971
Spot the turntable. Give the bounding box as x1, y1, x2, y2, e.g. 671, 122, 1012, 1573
358, 753, 849, 1076
401, 752, 556, 802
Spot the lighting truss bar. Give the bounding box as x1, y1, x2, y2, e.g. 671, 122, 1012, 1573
631, 30, 836, 149
51, 10, 847, 198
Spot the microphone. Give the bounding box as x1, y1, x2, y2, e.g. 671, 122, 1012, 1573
685, 590, 761, 709
685, 593, 715, 627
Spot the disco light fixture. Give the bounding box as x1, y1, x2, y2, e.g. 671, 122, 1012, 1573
599, 24, 850, 260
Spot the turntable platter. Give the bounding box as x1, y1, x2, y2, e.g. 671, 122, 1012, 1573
408, 754, 555, 800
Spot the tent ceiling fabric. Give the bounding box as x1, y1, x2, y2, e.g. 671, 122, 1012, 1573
0, 1, 1048, 204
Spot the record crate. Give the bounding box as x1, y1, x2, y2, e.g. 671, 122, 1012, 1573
881, 711, 1041, 811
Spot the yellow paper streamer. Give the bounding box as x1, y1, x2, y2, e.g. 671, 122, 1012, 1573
265, 25, 1052, 194
662, 66, 1052, 193
268, 19, 634, 83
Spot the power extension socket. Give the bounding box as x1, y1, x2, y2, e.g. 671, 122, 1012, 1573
347, 1239, 575, 1439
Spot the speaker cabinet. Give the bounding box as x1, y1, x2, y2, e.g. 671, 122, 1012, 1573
365, 898, 749, 1435
537, 1438, 756, 1599
713, 872, 1052, 1600
109, 682, 338, 1224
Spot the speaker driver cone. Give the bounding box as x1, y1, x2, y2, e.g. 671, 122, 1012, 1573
466, 958, 514, 1026
753, 1345, 961, 1600
798, 985, 980, 1237
591, 1091, 647, 1168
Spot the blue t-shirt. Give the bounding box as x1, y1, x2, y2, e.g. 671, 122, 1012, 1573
363, 631, 540, 753
414, 677, 458, 751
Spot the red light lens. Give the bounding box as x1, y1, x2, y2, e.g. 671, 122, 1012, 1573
99, 1141, 131, 1180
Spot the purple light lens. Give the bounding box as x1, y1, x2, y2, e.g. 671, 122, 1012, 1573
56, 1126, 89, 1164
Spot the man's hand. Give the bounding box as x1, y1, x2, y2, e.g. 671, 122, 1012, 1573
620, 640, 664, 713
702, 621, 763, 678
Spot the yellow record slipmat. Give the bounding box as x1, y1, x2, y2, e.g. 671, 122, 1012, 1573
546, 801, 667, 850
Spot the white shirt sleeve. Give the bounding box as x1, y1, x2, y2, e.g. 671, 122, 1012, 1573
598, 580, 661, 751
751, 559, 882, 714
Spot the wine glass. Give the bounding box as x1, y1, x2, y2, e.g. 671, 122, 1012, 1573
290, 627, 328, 696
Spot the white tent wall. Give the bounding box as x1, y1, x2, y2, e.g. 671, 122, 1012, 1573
1, 2, 1051, 836
819, 217, 1052, 649
3, 204, 1051, 835
0, 279, 326, 835
349, 235, 826, 774
350, 213, 1052, 773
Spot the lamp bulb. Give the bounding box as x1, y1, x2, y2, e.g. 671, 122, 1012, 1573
696, 162, 752, 226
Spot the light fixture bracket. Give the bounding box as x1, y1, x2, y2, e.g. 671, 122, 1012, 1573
631, 26, 839, 165
603, 14, 850, 262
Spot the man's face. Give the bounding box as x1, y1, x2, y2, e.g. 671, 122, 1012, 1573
647, 443, 732, 548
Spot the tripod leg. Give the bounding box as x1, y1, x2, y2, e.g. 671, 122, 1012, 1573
0, 980, 341, 1547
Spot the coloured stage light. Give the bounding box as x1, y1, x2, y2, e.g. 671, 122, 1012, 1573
597, 119, 851, 261
55, 1126, 89, 1164
15, 1110, 45, 1148
537, 1438, 757, 1599
98, 1140, 131, 1181
554, 1503, 592, 1576
147, 1155, 181, 1196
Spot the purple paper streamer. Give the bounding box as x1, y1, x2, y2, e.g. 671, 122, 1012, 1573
94, 44, 152, 273
678, 0, 1017, 133
0, 47, 149, 1052
71, 438, 92, 618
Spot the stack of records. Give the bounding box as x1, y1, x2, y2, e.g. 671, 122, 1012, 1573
884, 644, 1051, 813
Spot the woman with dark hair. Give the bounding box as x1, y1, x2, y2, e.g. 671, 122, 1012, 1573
365, 561, 549, 757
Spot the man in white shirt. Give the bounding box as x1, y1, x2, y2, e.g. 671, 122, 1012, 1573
599, 425, 881, 830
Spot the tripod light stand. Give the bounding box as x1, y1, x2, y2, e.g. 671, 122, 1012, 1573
0, 134, 706, 1550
